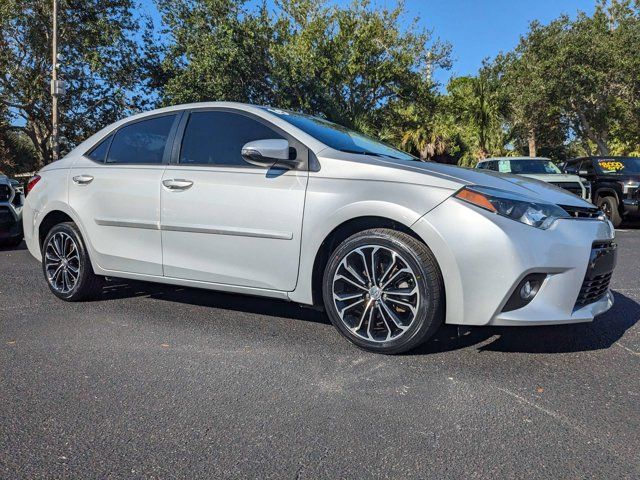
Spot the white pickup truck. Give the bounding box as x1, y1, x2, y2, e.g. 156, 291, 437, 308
476, 157, 591, 201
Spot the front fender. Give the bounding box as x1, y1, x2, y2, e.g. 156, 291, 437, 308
594, 185, 621, 203
289, 178, 454, 304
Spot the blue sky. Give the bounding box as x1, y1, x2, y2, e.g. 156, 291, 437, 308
139, 0, 595, 85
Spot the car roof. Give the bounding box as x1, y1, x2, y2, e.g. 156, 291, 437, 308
69, 101, 329, 157
477, 157, 552, 163
572, 156, 639, 160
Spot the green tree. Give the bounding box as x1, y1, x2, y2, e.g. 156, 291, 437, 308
445, 73, 506, 164
492, 1, 640, 157
491, 40, 564, 158
0, 0, 149, 165
0, 106, 37, 175
152, 0, 275, 105
150, 0, 451, 139
269, 0, 450, 134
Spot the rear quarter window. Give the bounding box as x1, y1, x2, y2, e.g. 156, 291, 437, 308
107, 115, 176, 164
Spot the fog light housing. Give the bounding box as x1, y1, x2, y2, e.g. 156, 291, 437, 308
502, 273, 546, 312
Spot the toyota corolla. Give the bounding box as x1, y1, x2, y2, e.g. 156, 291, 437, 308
23, 102, 617, 354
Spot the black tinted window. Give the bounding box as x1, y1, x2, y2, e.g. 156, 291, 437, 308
481, 161, 498, 171
107, 115, 175, 164
87, 135, 112, 162
580, 160, 595, 173
180, 111, 284, 166
564, 160, 580, 173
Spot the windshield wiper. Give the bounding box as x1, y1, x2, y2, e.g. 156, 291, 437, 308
338, 149, 404, 160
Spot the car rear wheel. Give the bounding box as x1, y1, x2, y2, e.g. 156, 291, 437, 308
598, 196, 622, 228
322, 228, 445, 354
42, 222, 104, 301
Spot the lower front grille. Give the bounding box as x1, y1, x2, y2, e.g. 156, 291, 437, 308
575, 241, 617, 307
0, 184, 11, 202
576, 272, 612, 306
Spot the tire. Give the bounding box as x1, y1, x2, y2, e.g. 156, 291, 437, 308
322, 228, 445, 354
598, 196, 622, 228
41, 222, 104, 301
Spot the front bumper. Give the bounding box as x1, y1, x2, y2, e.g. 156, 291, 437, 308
0, 204, 23, 240
411, 197, 616, 327
622, 198, 639, 216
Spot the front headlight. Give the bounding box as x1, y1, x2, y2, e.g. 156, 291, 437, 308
454, 185, 570, 229
619, 180, 639, 194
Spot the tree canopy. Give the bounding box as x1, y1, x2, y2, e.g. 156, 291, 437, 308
152, 0, 450, 138
1, 0, 639, 172
0, 0, 149, 167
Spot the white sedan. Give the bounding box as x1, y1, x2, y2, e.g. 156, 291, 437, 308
23, 102, 617, 354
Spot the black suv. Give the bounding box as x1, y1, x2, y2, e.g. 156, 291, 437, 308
562, 156, 640, 227
0, 175, 24, 247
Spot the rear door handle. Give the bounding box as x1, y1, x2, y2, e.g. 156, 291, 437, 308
72, 175, 94, 185
162, 179, 194, 191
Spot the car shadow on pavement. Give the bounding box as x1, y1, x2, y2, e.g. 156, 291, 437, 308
620, 219, 640, 229
100, 278, 330, 325
414, 291, 639, 355
101, 278, 638, 355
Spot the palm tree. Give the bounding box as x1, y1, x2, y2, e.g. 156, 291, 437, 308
469, 73, 499, 159
401, 124, 448, 161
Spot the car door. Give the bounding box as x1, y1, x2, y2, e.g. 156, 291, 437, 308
578, 159, 597, 181
69, 113, 180, 275
160, 109, 308, 291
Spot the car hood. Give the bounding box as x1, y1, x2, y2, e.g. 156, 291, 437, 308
518, 173, 584, 183
319, 150, 594, 208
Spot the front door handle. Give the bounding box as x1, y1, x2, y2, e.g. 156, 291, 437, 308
162, 179, 194, 191
72, 175, 94, 185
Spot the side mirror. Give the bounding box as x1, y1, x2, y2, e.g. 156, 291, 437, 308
241, 139, 299, 169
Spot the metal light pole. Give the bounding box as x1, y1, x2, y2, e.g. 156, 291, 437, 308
51, 0, 59, 162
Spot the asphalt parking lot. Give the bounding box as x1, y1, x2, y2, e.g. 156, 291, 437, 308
1, 228, 639, 479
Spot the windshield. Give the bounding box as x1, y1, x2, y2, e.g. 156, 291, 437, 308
262, 108, 415, 161
595, 157, 640, 174
505, 160, 561, 174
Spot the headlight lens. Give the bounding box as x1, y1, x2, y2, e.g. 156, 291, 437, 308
454, 185, 570, 229
619, 180, 639, 194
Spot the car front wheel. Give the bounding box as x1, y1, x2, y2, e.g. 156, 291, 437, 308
322, 228, 445, 354
42, 222, 104, 301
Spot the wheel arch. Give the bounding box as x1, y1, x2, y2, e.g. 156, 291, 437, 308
594, 187, 620, 205
38, 210, 75, 250
308, 215, 434, 307
32, 202, 89, 257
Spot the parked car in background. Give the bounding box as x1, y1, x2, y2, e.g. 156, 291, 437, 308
9, 179, 23, 194
0, 175, 24, 247
476, 157, 591, 201
23, 103, 617, 354
562, 156, 640, 227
